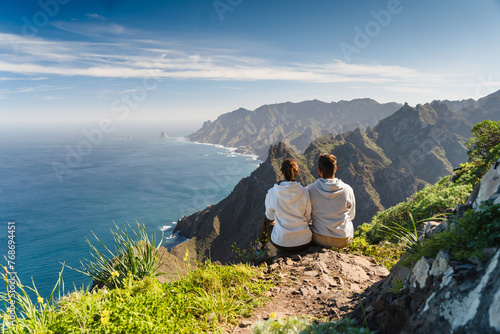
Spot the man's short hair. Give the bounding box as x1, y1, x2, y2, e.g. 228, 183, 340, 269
281, 158, 299, 181
318, 153, 337, 178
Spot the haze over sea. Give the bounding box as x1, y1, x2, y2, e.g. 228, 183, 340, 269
0, 134, 259, 298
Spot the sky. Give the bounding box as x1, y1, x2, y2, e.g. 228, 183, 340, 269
0, 0, 499, 137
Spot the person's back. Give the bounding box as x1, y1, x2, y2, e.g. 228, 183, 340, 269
306, 153, 355, 248
259, 158, 312, 251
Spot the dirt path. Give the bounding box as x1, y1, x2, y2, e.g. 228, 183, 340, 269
228, 246, 389, 333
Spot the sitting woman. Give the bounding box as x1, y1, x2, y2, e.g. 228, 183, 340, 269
258, 158, 312, 251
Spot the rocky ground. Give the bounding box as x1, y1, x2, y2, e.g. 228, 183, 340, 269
227, 245, 389, 333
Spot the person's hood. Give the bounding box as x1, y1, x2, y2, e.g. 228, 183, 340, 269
273, 181, 304, 204
314, 178, 345, 199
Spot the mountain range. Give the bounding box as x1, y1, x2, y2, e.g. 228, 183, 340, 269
439, 89, 500, 124
187, 99, 402, 159
170, 91, 494, 262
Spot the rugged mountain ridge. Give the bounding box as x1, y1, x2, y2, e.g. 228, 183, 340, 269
172, 102, 472, 263
188, 99, 402, 159
436, 88, 500, 124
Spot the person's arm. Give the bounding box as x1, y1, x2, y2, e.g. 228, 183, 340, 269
304, 190, 312, 223
265, 190, 275, 220
349, 188, 356, 221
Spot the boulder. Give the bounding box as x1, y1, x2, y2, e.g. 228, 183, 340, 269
469, 157, 500, 209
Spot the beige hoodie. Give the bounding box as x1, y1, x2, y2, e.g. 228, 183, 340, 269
265, 181, 312, 247
306, 178, 355, 238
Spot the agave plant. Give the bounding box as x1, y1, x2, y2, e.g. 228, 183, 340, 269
69, 222, 167, 289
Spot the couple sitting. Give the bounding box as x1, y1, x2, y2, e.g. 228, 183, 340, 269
258, 153, 355, 251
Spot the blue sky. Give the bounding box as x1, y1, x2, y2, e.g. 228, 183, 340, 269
1, 0, 499, 136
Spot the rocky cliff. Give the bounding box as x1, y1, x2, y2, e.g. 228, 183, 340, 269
172, 102, 472, 264
188, 99, 402, 159
351, 157, 500, 334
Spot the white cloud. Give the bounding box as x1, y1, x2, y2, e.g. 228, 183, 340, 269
0, 85, 72, 95
50, 21, 126, 37
0, 76, 48, 81
86, 13, 106, 20
0, 32, 448, 90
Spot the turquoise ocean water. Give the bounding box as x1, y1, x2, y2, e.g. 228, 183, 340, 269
0, 137, 259, 298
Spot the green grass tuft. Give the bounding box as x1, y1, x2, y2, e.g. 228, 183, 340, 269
252, 317, 372, 334
1, 261, 273, 333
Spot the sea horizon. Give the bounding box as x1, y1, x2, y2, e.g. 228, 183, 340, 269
0, 135, 260, 298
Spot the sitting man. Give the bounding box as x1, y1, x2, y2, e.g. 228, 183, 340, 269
258, 158, 312, 251
306, 153, 355, 248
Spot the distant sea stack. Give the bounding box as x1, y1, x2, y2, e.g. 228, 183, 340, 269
160, 131, 168, 139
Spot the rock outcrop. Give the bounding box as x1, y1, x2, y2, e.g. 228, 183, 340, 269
468, 157, 500, 209
232, 245, 390, 333
351, 158, 500, 334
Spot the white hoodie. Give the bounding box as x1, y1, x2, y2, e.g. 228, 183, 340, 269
265, 181, 312, 247
306, 178, 355, 238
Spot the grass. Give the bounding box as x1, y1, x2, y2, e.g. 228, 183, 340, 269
252, 317, 372, 334
50, 262, 272, 333
404, 203, 500, 265
1, 224, 274, 334
343, 234, 405, 270
388, 277, 406, 297
364, 177, 473, 245
346, 122, 500, 270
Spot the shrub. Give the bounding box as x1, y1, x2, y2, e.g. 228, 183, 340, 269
410, 203, 500, 263
365, 178, 472, 244
465, 120, 500, 162
71, 223, 165, 289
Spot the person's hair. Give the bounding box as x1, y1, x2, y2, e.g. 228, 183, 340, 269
318, 153, 337, 178
281, 158, 299, 181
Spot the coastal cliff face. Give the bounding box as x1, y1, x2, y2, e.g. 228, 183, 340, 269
172, 101, 472, 263
187, 99, 402, 159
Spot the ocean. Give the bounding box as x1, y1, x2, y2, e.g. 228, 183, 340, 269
0, 137, 260, 298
